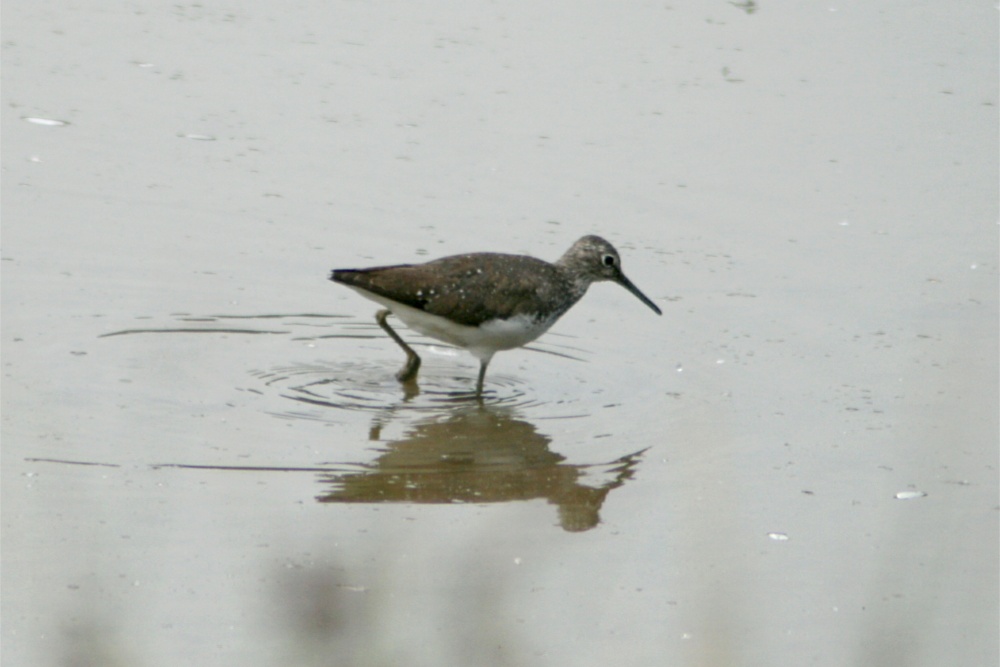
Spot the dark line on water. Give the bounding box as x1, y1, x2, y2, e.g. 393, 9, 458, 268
99, 328, 289, 338
26, 457, 356, 474
150, 463, 354, 473
521, 345, 586, 362
26, 457, 121, 468
209, 313, 349, 320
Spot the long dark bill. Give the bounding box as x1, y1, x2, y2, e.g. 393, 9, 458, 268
617, 273, 662, 315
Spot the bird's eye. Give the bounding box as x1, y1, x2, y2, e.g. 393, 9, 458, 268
602, 254, 616, 267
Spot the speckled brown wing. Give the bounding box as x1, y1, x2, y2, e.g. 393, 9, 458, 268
418, 254, 573, 326
331, 253, 574, 327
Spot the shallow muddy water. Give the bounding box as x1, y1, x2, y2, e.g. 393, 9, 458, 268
3, 2, 997, 666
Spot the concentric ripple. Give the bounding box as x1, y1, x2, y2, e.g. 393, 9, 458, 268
95, 311, 588, 419
251, 359, 544, 420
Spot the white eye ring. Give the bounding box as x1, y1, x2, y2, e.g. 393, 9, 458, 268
602, 254, 616, 267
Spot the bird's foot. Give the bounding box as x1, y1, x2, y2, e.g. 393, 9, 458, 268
395, 353, 421, 383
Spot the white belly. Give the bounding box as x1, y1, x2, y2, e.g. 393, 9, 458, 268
346, 287, 557, 361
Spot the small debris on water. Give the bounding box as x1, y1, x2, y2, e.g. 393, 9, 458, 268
24, 117, 69, 126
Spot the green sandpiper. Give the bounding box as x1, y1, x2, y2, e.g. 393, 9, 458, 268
330, 235, 661, 395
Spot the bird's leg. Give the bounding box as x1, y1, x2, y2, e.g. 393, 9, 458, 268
375, 309, 420, 382
475, 359, 489, 396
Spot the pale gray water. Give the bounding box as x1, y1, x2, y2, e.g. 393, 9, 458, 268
3, 2, 997, 666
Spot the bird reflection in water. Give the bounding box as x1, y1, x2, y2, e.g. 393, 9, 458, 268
316, 407, 647, 532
